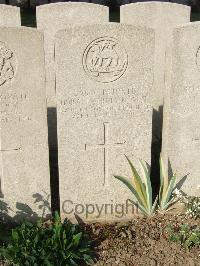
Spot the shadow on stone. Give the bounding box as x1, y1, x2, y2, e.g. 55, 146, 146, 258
47, 107, 60, 215
0, 192, 51, 225
151, 106, 163, 199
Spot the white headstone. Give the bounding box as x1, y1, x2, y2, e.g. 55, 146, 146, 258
121, 2, 190, 111
0, 4, 21, 26
55, 23, 155, 222
0, 27, 50, 221
36, 2, 109, 108
162, 22, 200, 197
37, 2, 109, 150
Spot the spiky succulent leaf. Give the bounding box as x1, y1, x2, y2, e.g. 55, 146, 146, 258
161, 174, 176, 210
131, 177, 148, 209
114, 175, 147, 210
128, 198, 151, 215
159, 156, 165, 204
152, 195, 158, 214
125, 155, 147, 202
139, 160, 152, 212
159, 155, 177, 211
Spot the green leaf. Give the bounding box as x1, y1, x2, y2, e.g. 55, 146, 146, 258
125, 155, 147, 201
11, 230, 19, 242
152, 195, 158, 214
159, 156, 165, 204
114, 175, 148, 211
72, 232, 82, 246
160, 174, 176, 210
128, 198, 151, 215
139, 160, 152, 211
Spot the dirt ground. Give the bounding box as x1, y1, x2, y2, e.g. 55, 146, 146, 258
85, 214, 199, 266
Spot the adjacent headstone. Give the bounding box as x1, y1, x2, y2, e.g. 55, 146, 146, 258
36, 2, 109, 108
0, 27, 50, 221
120, 2, 190, 111
55, 24, 155, 221
162, 22, 200, 197
0, 5, 21, 26
36, 3, 109, 150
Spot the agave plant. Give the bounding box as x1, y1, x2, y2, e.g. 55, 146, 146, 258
114, 156, 158, 215
159, 156, 177, 211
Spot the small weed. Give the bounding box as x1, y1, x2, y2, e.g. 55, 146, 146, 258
173, 190, 200, 219
186, 196, 200, 219
0, 212, 94, 266
165, 224, 200, 250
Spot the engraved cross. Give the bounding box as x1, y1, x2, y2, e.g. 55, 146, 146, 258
0, 146, 21, 198
85, 122, 126, 186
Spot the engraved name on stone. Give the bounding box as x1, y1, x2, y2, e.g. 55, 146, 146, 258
0, 92, 31, 122
82, 37, 128, 83
59, 86, 150, 120
171, 84, 200, 118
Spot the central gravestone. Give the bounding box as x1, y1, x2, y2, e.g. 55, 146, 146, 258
56, 24, 155, 221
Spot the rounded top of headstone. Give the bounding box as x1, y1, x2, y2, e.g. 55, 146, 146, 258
36, 2, 109, 27
120, 2, 191, 26
0, 4, 20, 11
121, 1, 191, 10
0, 5, 20, 27
37, 2, 108, 11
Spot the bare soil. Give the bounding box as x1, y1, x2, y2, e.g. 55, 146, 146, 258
85, 214, 200, 266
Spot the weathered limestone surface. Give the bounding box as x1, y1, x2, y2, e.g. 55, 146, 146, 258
0, 4, 21, 26
56, 24, 155, 221
0, 27, 50, 220
121, 2, 190, 111
37, 2, 109, 150
36, 2, 109, 108
162, 22, 200, 196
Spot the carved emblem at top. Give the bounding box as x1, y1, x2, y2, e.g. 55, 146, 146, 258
83, 37, 128, 83
0, 42, 15, 86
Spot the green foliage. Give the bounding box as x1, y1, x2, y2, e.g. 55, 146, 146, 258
0, 212, 94, 266
166, 224, 200, 250
159, 156, 176, 211
114, 155, 178, 215
114, 156, 158, 215
186, 196, 200, 219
